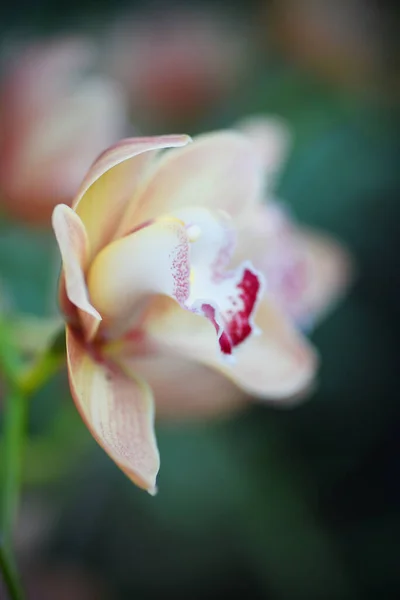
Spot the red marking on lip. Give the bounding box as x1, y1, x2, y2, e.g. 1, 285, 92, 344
202, 267, 261, 355
223, 268, 260, 351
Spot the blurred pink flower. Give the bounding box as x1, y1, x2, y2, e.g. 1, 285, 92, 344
0, 37, 127, 224
261, 0, 380, 88
53, 131, 316, 492
104, 8, 251, 128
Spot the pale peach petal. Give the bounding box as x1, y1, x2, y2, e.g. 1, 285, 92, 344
122, 352, 248, 422
66, 326, 159, 493
237, 115, 291, 182
145, 296, 318, 401
114, 131, 263, 236
73, 135, 191, 258
223, 300, 318, 400
87, 217, 190, 338
294, 228, 353, 327
52, 205, 101, 332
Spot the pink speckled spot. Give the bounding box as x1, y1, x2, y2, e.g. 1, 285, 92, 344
171, 226, 191, 305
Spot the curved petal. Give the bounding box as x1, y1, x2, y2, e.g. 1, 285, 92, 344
66, 326, 159, 493
223, 300, 317, 400
114, 130, 264, 237
145, 296, 317, 401
73, 135, 191, 258
52, 204, 101, 338
293, 228, 353, 327
87, 217, 190, 338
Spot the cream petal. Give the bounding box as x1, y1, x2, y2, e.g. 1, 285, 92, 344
121, 352, 248, 422
66, 326, 159, 493
222, 300, 318, 400
114, 130, 264, 236
73, 135, 191, 258
145, 296, 317, 402
52, 204, 101, 336
87, 217, 190, 338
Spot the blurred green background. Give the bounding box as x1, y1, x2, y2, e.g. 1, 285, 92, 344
0, 1, 399, 599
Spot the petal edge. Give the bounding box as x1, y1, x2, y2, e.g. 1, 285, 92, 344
66, 326, 160, 493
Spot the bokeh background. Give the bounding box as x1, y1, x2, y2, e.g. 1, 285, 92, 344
0, 1, 399, 599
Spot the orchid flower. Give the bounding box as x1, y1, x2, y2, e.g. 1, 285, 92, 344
0, 37, 126, 224
52, 132, 317, 492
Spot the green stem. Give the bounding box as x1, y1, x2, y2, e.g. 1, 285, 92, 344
1, 386, 28, 548
0, 321, 65, 599
0, 540, 24, 600
0, 322, 26, 599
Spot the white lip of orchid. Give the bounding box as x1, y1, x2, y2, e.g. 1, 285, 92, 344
178, 208, 266, 360
186, 223, 202, 242
193, 258, 266, 367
